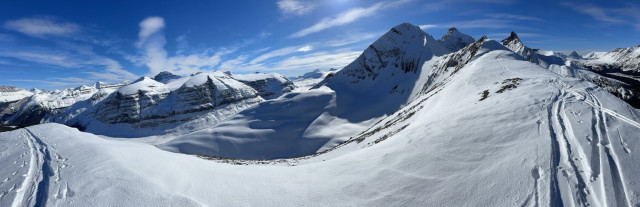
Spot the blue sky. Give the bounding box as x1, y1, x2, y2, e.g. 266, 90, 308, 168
0, 0, 639, 89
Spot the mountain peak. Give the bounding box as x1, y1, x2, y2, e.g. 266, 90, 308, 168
503, 31, 520, 44
153, 71, 181, 84
389, 23, 424, 36
440, 27, 475, 51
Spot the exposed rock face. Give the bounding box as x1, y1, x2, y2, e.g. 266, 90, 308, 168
439, 27, 475, 52
231, 73, 295, 99
153, 71, 181, 84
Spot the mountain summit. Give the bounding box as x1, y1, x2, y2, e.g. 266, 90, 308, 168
439, 27, 475, 52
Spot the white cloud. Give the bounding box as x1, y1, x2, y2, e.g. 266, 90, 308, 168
0, 48, 136, 82
277, 0, 316, 15
325, 32, 380, 47
486, 13, 542, 22
3, 17, 79, 38
267, 50, 361, 71
289, 0, 410, 38
134, 16, 262, 76
137, 17, 165, 48
250, 46, 307, 64
297, 45, 313, 52
419, 24, 438, 30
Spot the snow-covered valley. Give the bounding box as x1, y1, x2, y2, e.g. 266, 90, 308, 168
1, 23, 640, 206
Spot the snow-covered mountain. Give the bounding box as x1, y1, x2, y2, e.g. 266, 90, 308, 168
439, 27, 475, 52
67, 72, 263, 137
2, 23, 640, 206
501, 32, 640, 108
0, 86, 33, 121
0, 86, 33, 103
4, 85, 99, 127
576, 45, 640, 74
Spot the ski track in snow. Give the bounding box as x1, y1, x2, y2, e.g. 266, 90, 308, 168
8, 129, 70, 207
544, 79, 636, 207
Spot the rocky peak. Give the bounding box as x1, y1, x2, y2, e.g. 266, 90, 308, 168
440, 27, 475, 52
567, 51, 582, 60
502, 31, 521, 46
153, 71, 181, 84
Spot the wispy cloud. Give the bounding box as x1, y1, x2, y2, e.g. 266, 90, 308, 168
562, 2, 640, 29
3, 17, 79, 38
419, 24, 438, 30
289, 0, 410, 38
486, 32, 545, 40
136, 17, 165, 47
296, 45, 313, 52
249, 45, 312, 64
0, 47, 137, 81
325, 32, 380, 47
277, 0, 316, 15
266, 50, 361, 72
422, 0, 515, 13
134, 16, 268, 76
486, 13, 542, 22
421, 13, 542, 31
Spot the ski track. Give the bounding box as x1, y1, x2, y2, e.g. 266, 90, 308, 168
9, 128, 69, 207
548, 79, 636, 207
